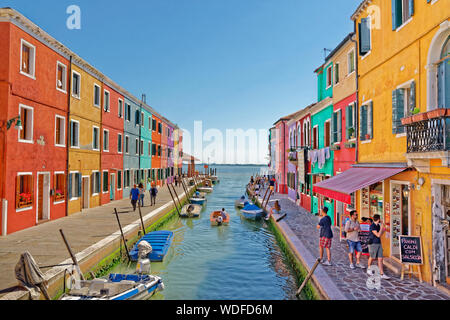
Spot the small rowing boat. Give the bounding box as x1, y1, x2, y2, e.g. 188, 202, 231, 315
235, 197, 249, 209
241, 204, 264, 221
197, 186, 213, 193
180, 204, 202, 218
130, 231, 174, 262
210, 211, 230, 226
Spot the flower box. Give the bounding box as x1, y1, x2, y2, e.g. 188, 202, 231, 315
412, 112, 428, 123
426, 108, 447, 119
55, 194, 65, 202
345, 142, 356, 149
401, 116, 413, 126
17, 200, 33, 209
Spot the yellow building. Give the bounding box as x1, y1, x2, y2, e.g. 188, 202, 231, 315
352, 0, 449, 286
68, 60, 103, 215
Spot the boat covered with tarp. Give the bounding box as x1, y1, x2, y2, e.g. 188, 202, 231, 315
180, 204, 202, 218
241, 204, 264, 221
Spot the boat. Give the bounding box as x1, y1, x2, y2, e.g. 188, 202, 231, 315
211, 176, 220, 184
180, 204, 202, 218
60, 273, 164, 300
241, 204, 264, 221
197, 187, 213, 193
190, 191, 207, 205
130, 231, 174, 262
235, 197, 249, 209
210, 211, 230, 226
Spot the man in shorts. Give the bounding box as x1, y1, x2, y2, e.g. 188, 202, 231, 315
367, 214, 390, 280
317, 207, 333, 266
345, 210, 366, 270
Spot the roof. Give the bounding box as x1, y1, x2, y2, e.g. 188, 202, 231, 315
325, 33, 355, 62
351, 0, 371, 21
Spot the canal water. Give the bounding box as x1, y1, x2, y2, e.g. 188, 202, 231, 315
111, 165, 299, 300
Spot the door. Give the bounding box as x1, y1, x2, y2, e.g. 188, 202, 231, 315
38, 175, 44, 221
443, 185, 450, 284
391, 183, 410, 258
110, 174, 115, 201
82, 177, 89, 209
37, 173, 50, 222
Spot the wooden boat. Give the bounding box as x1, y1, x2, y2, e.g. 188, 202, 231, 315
180, 204, 202, 218
130, 231, 174, 262
210, 211, 230, 226
241, 204, 264, 221
211, 176, 220, 184
60, 273, 164, 300
190, 191, 207, 205
197, 187, 213, 193
235, 198, 249, 209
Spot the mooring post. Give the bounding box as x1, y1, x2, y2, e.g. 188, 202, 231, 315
167, 184, 181, 216
296, 258, 322, 297
137, 202, 146, 235
114, 209, 131, 262
171, 183, 183, 210
59, 229, 85, 280
181, 179, 191, 204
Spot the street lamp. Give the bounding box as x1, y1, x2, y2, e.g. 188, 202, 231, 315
5, 116, 23, 131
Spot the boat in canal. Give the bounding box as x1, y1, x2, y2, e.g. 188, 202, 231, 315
60, 273, 164, 300
210, 211, 230, 226
190, 191, 207, 205
241, 203, 264, 221
197, 186, 213, 193
130, 231, 174, 262
180, 203, 202, 218
235, 196, 249, 209
211, 176, 220, 184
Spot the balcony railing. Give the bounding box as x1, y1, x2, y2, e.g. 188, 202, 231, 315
404, 110, 449, 153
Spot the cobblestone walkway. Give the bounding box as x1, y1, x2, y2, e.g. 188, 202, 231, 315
258, 187, 449, 300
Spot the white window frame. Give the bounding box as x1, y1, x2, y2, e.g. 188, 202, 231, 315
334, 62, 340, 86
102, 170, 109, 194
326, 65, 332, 89
324, 119, 331, 147
135, 138, 139, 156
118, 133, 123, 154
15, 172, 34, 212
125, 135, 129, 154
117, 170, 123, 191
103, 129, 110, 152
18, 104, 34, 144
93, 83, 101, 107
104, 89, 110, 112
56, 61, 67, 93
91, 170, 100, 196
360, 16, 372, 59
347, 49, 356, 75
313, 124, 319, 150
118, 99, 123, 118
72, 70, 81, 99
54, 171, 66, 204
140, 140, 144, 156
55, 115, 66, 147
69, 171, 80, 201
20, 39, 36, 79
141, 112, 144, 127
92, 126, 100, 151
70, 119, 80, 149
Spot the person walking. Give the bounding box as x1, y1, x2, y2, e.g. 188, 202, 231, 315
345, 210, 366, 269
150, 184, 158, 206
367, 214, 390, 279
130, 184, 140, 211
138, 183, 145, 207
317, 207, 333, 266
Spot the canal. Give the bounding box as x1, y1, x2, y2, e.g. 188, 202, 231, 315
111, 165, 299, 300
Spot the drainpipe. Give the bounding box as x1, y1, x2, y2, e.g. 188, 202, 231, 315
1, 80, 11, 236
65, 55, 72, 217
352, 22, 360, 165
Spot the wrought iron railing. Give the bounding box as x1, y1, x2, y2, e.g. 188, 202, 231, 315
406, 116, 449, 153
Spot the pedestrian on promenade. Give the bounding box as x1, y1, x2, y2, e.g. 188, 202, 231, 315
130, 184, 140, 211
266, 200, 281, 221
317, 207, 333, 266
150, 185, 158, 206
367, 214, 390, 280
175, 175, 179, 187
269, 178, 275, 192
345, 210, 366, 270
138, 183, 145, 207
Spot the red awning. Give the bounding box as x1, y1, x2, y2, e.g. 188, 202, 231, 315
313, 167, 407, 205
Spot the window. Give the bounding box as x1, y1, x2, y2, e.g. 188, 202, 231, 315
72, 71, 81, 98
437, 36, 449, 109
152, 143, 156, 156
345, 103, 357, 140
324, 121, 331, 147
158, 145, 161, 157
56, 62, 67, 92
124, 170, 130, 188
125, 103, 131, 121
158, 123, 162, 134
331, 111, 342, 144
93, 84, 101, 107
91, 171, 100, 195
117, 171, 122, 190
152, 119, 157, 131
103, 129, 109, 152
140, 140, 144, 156
135, 138, 139, 155
334, 63, 340, 85
68, 172, 81, 200
326, 66, 332, 88
93, 126, 100, 151
393, 81, 416, 134
54, 173, 66, 202
18, 105, 33, 143
20, 39, 35, 78
118, 133, 123, 153
16, 173, 33, 209
104, 90, 110, 112
135, 110, 140, 126
103, 171, 109, 193
360, 102, 374, 141
149, 117, 152, 131
141, 112, 144, 127
313, 126, 319, 150
348, 50, 355, 74
118, 99, 123, 118
125, 136, 129, 154
148, 142, 152, 156
392, 0, 414, 30
359, 17, 371, 56
70, 120, 79, 148
55, 115, 65, 147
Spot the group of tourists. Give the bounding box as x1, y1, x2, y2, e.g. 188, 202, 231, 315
316, 207, 390, 280
129, 183, 159, 211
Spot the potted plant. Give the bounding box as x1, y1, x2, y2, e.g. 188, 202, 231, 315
365, 134, 371, 140
55, 189, 64, 201
347, 128, 355, 139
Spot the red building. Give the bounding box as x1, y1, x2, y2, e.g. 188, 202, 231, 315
151, 115, 162, 186
100, 81, 124, 204
0, 15, 69, 235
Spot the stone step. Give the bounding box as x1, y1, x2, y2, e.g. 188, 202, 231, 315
383, 257, 403, 275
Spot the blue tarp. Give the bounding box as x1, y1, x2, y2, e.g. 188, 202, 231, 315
243, 204, 261, 211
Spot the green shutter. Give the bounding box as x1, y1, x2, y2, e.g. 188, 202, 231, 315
77, 173, 82, 197
392, 89, 405, 134
68, 173, 72, 199
331, 113, 335, 144
360, 105, 367, 140
368, 102, 374, 139
360, 18, 371, 54
409, 80, 416, 115
337, 110, 342, 142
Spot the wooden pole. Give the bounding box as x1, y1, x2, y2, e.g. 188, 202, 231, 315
113, 209, 131, 261
181, 179, 191, 204
261, 188, 270, 206
264, 190, 273, 211
59, 229, 85, 280
137, 202, 146, 235
167, 184, 181, 216
296, 258, 321, 297
171, 183, 183, 210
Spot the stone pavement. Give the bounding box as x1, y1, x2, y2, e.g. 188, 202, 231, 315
257, 187, 449, 300
0, 183, 187, 297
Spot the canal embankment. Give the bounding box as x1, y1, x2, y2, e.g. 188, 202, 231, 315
0, 183, 197, 300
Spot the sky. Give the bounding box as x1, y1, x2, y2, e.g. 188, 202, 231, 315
3, 0, 362, 164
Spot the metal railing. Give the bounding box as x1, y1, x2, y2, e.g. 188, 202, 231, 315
406, 116, 449, 153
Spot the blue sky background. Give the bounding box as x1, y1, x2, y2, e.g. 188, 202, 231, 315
3, 0, 362, 163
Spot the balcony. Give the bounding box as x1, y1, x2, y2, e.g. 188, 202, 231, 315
402, 109, 450, 172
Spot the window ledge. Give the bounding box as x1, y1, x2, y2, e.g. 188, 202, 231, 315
346, 71, 356, 78
395, 133, 406, 138
70, 197, 79, 201
395, 17, 413, 32
56, 88, 67, 94
20, 71, 36, 80
361, 140, 372, 144
54, 200, 65, 205
55, 144, 66, 148
16, 206, 33, 213
72, 94, 81, 100
360, 51, 372, 60
19, 139, 34, 144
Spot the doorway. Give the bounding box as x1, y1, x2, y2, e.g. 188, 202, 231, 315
82, 176, 89, 209
110, 173, 115, 201
390, 181, 411, 259
37, 173, 50, 222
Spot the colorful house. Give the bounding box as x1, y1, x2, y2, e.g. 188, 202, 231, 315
151, 115, 162, 186
100, 81, 124, 204
167, 123, 175, 184
0, 11, 69, 234
273, 117, 290, 194
140, 104, 153, 191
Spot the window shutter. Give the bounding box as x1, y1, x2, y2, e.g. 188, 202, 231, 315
331, 114, 335, 144
360, 105, 367, 140
345, 105, 351, 139
337, 110, 342, 142
409, 80, 416, 115
409, 0, 414, 17
77, 173, 82, 197
393, 89, 405, 134
68, 174, 72, 199
91, 173, 94, 195
368, 102, 374, 139
360, 18, 371, 54
392, 0, 398, 30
